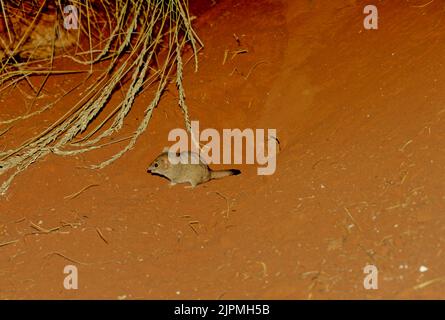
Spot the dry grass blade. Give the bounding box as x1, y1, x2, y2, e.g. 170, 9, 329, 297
64, 184, 100, 200
95, 227, 109, 244
43, 251, 88, 265
0, 239, 19, 247
413, 276, 445, 290
29, 221, 72, 234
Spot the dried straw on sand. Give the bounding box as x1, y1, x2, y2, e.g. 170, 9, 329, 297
0, 0, 202, 195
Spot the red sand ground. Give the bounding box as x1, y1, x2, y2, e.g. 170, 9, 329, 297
1, 0, 444, 299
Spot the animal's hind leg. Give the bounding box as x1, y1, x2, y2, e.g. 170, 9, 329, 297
184, 179, 198, 188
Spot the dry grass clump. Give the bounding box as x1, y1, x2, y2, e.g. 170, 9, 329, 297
0, 0, 202, 194
0, 1, 77, 62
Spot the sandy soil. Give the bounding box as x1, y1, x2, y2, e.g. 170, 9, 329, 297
0, 0, 444, 299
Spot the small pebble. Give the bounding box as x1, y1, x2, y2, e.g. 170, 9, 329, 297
419, 265, 428, 273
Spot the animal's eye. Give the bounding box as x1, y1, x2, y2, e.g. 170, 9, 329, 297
154, 163, 159, 167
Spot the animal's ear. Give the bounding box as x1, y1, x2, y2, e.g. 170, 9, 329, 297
162, 146, 170, 153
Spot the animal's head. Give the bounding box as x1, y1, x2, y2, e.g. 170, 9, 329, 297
147, 153, 170, 175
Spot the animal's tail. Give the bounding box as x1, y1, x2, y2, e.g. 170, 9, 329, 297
210, 169, 241, 180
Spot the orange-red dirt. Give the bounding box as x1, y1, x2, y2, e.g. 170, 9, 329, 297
1, 0, 444, 299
